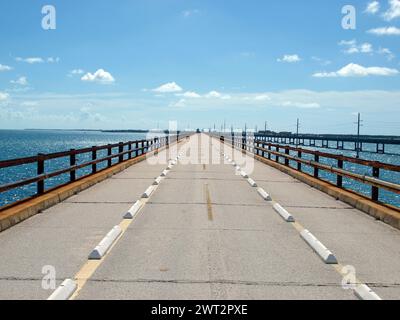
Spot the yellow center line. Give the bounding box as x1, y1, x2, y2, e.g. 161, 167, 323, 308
69, 141, 190, 300
204, 183, 213, 221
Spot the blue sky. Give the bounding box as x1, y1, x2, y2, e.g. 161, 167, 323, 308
0, 0, 400, 134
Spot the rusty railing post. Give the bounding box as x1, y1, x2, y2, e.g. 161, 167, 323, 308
314, 154, 320, 178
285, 147, 290, 166
337, 159, 343, 187
70, 149, 76, 182
118, 142, 124, 163
297, 150, 302, 171
92, 146, 97, 173
37, 154, 45, 195
372, 166, 380, 201
107, 144, 112, 167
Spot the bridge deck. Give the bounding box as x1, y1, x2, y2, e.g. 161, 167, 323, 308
0, 134, 399, 300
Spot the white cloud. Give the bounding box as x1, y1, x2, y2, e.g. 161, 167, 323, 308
10, 76, 28, 86
277, 54, 301, 63
205, 91, 231, 100
254, 94, 271, 101
47, 57, 60, 63
15, 57, 44, 64
182, 9, 200, 18
367, 26, 400, 35
311, 56, 332, 66
170, 99, 186, 108
281, 101, 320, 109
177, 91, 201, 98
365, 1, 380, 14
339, 40, 373, 54
0, 64, 12, 71
0, 92, 9, 101
383, 0, 400, 20
378, 47, 395, 60
313, 63, 399, 77
21, 101, 38, 107
70, 69, 84, 74
153, 82, 183, 93
81, 69, 115, 83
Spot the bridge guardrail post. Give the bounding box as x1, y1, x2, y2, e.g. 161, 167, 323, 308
297, 150, 302, 171
276, 147, 280, 163
92, 146, 97, 174
314, 154, 320, 178
337, 159, 343, 187
118, 142, 124, 163
107, 145, 112, 167
285, 147, 290, 166
372, 167, 380, 201
268, 145, 271, 160
70, 149, 76, 182
37, 154, 45, 195
128, 142, 132, 160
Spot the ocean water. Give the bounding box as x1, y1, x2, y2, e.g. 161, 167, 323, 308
0, 130, 399, 208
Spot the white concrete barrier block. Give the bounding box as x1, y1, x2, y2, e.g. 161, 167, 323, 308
247, 178, 257, 187
89, 226, 122, 260
257, 188, 272, 201
273, 203, 295, 222
153, 176, 163, 186
160, 170, 169, 177
124, 200, 142, 219
240, 171, 248, 178
167, 165, 173, 170
354, 284, 382, 300
231, 162, 237, 166
142, 185, 156, 198
300, 230, 338, 264
47, 279, 77, 300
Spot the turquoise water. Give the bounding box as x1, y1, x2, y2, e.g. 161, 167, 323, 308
0, 130, 399, 208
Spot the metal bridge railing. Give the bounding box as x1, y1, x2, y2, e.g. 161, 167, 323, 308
0, 134, 185, 209
213, 133, 400, 208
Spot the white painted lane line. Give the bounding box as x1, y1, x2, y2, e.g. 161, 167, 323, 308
247, 178, 257, 187
273, 203, 295, 222
123, 200, 143, 219
300, 229, 338, 264
153, 176, 163, 186
142, 185, 157, 198
89, 226, 122, 260
257, 188, 272, 201
47, 279, 77, 300
354, 284, 382, 300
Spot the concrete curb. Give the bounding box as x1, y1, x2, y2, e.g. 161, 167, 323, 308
89, 225, 122, 260
257, 188, 272, 201
123, 200, 142, 219
273, 203, 295, 222
47, 279, 77, 300
247, 178, 257, 187
153, 176, 163, 186
354, 284, 382, 300
300, 229, 338, 264
160, 169, 169, 177
142, 185, 156, 198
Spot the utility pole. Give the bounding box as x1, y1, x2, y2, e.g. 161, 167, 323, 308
264, 121, 267, 134
296, 118, 300, 147
355, 113, 363, 158
244, 123, 247, 134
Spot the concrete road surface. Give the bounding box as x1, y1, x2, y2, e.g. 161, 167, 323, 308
0, 134, 399, 300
